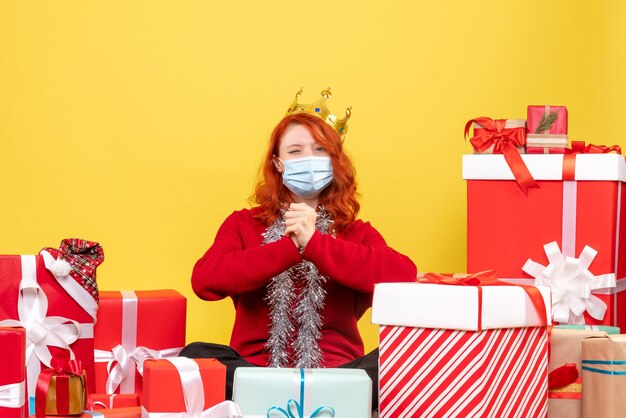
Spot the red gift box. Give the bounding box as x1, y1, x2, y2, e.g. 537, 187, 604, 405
372, 275, 551, 418
142, 358, 228, 416
93, 290, 186, 396
0, 253, 99, 397
88, 393, 140, 410
464, 153, 626, 329
527, 105, 568, 135
0, 327, 27, 418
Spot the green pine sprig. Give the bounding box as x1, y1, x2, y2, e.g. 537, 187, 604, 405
534, 110, 559, 134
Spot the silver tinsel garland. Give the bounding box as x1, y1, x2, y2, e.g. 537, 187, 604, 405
262, 206, 334, 368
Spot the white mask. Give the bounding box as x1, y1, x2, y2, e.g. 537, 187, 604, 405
280, 156, 333, 198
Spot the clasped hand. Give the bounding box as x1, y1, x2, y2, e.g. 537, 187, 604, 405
284, 203, 316, 249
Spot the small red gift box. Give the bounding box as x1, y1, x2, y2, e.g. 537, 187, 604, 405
465, 117, 538, 194
372, 273, 551, 418
464, 153, 626, 329
527, 105, 568, 136
142, 358, 227, 416
0, 251, 99, 397
0, 327, 27, 418
93, 290, 186, 396
527, 105, 568, 154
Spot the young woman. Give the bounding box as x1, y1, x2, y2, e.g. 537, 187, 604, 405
181, 89, 417, 407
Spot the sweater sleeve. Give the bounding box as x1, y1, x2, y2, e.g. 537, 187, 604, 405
301, 221, 417, 293
191, 210, 303, 301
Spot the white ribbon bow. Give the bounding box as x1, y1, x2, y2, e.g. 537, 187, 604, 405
141, 357, 243, 418
523, 241, 616, 323
95, 345, 182, 394
0, 381, 25, 408
0, 255, 84, 396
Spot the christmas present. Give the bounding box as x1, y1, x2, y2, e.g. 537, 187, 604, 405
463, 152, 626, 329
526, 105, 569, 158
582, 334, 626, 417
233, 367, 371, 418
35, 358, 86, 418
555, 324, 620, 334
93, 290, 186, 395
371, 272, 551, 418
0, 240, 104, 397
465, 117, 536, 194
142, 357, 232, 417
0, 327, 27, 418
527, 105, 568, 135
87, 394, 140, 410
547, 328, 609, 418
548, 377, 581, 418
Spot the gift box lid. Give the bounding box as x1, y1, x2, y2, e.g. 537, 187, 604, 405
371, 282, 551, 331
462, 154, 626, 182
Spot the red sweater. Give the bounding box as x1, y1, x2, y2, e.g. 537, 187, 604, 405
191, 207, 417, 367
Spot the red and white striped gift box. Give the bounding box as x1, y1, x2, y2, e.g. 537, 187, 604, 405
372, 281, 551, 418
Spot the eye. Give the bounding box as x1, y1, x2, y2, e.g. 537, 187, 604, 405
288, 149, 301, 154
315, 146, 326, 152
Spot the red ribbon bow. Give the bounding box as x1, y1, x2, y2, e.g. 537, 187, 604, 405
566, 141, 622, 155
420, 270, 548, 331
36, 357, 86, 418
465, 117, 538, 195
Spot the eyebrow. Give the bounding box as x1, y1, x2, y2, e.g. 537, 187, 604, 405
285, 144, 303, 149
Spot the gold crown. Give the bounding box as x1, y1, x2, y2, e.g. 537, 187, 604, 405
286, 88, 352, 141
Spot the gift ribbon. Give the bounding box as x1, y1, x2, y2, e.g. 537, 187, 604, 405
0, 255, 94, 397
516, 151, 620, 324
421, 270, 548, 330
581, 359, 626, 375
566, 141, 622, 155
266, 369, 335, 418
87, 393, 117, 410
142, 357, 243, 418
0, 381, 25, 408
465, 117, 538, 194
94, 290, 183, 394
35, 357, 86, 418
523, 242, 616, 324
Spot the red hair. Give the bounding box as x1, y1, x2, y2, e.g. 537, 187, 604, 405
252, 113, 360, 233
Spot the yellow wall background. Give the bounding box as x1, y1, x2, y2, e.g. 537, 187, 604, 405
1, 1, 624, 352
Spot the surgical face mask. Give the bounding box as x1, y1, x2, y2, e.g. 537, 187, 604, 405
280, 156, 334, 199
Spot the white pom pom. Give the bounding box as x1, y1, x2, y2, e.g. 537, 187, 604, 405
50, 259, 72, 277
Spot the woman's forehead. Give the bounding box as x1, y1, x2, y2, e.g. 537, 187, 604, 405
279, 124, 317, 147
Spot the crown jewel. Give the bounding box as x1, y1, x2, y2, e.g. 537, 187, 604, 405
286, 88, 352, 141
